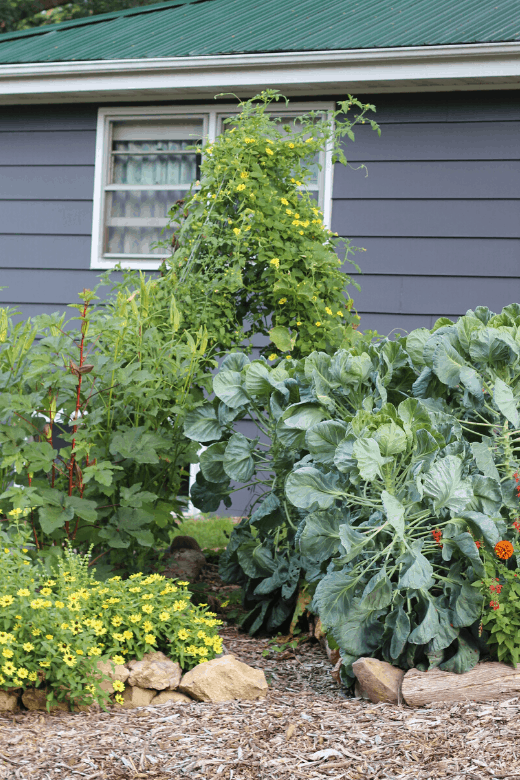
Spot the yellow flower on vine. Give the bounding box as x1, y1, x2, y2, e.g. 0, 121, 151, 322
269, 258, 280, 268
265, 148, 274, 156
278, 298, 287, 305
281, 198, 289, 205
288, 142, 295, 148
240, 171, 249, 179
325, 307, 333, 315
316, 322, 321, 327
268, 354, 277, 361
233, 228, 241, 236
337, 311, 343, 317
236, 183, 246, 191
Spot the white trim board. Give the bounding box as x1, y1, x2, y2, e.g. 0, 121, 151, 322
1, 42, 520, 104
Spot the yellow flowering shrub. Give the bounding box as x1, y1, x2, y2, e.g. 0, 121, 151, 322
162, 89, 380, 360
0, 532, 222, 710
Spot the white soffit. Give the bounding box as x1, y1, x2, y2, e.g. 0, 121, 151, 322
0, 42, 519, 103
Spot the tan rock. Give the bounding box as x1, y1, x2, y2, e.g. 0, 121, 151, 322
152, 690, 192, 706
352, 658, 404, 704
402, 662, 520, 706
0, 691, 19, 711
179, 655, 268, 703
127, 651, 182, 691
96, 659, 130, 693
22, 688, 69, 712
121, 686, 157, 709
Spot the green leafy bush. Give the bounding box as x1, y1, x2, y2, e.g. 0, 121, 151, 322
0, 278, 214, 571
185, 304, 520, 677
0, 526, 222, 709
161, 90, 380, 360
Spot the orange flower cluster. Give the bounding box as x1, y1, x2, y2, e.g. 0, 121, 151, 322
495, 540, 514, 560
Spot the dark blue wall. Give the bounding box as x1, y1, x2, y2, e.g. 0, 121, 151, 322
333, 90, 520, 333
1, 92, 519, 327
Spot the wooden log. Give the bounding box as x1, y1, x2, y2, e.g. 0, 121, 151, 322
402, 662, 520, 706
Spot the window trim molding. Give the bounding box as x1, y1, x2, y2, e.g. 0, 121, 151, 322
91, 100, 336, 271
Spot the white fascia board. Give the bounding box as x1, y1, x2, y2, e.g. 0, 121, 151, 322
0, 41, 520, 101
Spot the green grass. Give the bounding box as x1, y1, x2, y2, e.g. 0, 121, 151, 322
170, 514, 238, 551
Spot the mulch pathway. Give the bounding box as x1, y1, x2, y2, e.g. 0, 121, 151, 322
2, 558, 520, 779
1, 628, 520, 780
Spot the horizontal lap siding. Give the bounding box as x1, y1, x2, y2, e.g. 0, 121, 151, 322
335, 91, 520, 332
0, 106, 98, 317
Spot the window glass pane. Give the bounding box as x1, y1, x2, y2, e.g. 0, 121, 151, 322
106, 226, 166, 255
104, 117, 203, 258
111, 145, 199, 186
107, 190, 185, 219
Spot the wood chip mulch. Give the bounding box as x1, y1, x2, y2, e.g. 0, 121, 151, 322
2, 693, 520, 780
1, 625, 520, 780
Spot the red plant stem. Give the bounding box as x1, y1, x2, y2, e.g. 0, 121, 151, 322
88, 550, 108, 568
67, 300, 89, 538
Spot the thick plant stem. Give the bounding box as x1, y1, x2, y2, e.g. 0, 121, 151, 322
68, 299, 89, 539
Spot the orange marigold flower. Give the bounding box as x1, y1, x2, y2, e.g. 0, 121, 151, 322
495, 540, 514, 560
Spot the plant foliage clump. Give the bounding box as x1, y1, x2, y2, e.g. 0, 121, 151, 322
0, 525, 222, 709
162, 90, 380, 360
184, 304, 520, 678
0, 278, 213, 572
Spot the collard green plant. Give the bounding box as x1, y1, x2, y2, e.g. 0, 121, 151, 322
161, 90, 380, 360
186, 304, 520, 677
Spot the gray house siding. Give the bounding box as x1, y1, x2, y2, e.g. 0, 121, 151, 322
1, 92, 519, 330
333, 90, 520, 333
0, 105, 97, 320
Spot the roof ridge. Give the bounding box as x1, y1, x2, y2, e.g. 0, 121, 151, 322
0, 0, 216, 43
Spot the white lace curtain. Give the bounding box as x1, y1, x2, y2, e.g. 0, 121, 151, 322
104, 120, 202, 258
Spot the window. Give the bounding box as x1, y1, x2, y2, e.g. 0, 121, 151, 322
91, 103, 335, 270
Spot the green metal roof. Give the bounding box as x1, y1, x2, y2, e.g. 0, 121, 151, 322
0, 0, 518, 63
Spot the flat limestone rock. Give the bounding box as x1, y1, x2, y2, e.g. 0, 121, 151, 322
0, 691, 19, 711
22, 688, 69, 712
152, 690, 192, 706
352, 658, 404, 704
402, 662, 520, 706
96, 660, 130, 693
121, 685, 157, 709
127, 651, 182, 691
179, 655, 268, 703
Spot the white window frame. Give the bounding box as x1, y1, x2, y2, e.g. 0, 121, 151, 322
91, 101, 335, 271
